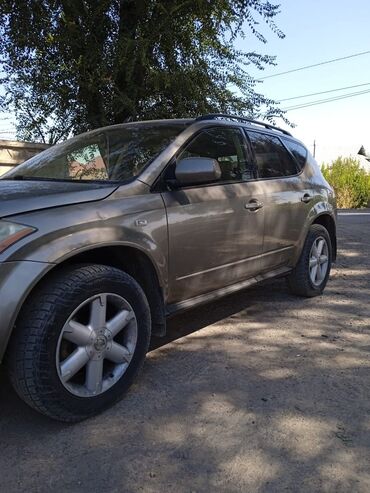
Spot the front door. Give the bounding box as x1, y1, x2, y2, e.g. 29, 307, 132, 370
162, 126, 265, 304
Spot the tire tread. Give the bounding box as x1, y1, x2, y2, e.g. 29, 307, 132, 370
287, 224, 332, 298
6, 264, 150, 422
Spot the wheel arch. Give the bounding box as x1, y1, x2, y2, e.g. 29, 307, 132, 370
312, 213, 337, 261
11, 246, 167, 344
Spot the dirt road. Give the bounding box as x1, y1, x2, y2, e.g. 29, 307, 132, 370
0, 212, 369, 493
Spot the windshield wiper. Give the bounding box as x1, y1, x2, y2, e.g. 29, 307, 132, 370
4, 176, 64, 181
2, 175, 23, 180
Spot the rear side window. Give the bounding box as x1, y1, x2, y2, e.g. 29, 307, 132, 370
282, 139, 307, 170
247, 131, 299, 179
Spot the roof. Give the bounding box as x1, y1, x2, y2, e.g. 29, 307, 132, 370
195, 113, 292, 137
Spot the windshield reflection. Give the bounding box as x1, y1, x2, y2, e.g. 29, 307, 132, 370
2, 122, 190, 183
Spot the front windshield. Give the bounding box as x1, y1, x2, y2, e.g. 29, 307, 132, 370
2, 122, 190, 183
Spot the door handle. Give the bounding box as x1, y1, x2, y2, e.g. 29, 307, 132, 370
301, 193, 313, 203
245, 199, 264, 211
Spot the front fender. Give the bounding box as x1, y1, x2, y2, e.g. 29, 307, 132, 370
0, 260, 54, 362
1, 194, 168, 294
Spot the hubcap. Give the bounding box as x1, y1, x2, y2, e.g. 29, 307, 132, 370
56, 293, 138, 397
94, 336, 107, 351
309, 236, 329, 286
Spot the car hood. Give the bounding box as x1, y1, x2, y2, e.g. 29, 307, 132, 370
0, 180, 119, 218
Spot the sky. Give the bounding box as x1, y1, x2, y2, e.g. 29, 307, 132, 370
240, 0, 370, 164
1, 0, 370, 165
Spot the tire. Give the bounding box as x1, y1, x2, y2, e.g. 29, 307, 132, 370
6, 264, 151, 422
287, 224, 332, 297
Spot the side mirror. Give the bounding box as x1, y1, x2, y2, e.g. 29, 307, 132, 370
175, 157, 221, 186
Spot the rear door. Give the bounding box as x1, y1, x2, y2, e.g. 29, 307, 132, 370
162, 125, 265, 304
246, 130, 304, 272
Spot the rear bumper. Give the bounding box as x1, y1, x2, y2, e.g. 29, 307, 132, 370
0, 261, 53, 362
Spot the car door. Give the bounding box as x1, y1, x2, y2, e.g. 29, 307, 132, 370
161, 125, 265, 304
245, 130, 303, 272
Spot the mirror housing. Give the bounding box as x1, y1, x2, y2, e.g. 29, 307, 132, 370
175, 157, 221, 186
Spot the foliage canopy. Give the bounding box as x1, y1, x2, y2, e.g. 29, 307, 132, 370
0, 0, 286, 143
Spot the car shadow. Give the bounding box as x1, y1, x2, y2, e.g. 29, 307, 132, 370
0, 278, 286, 428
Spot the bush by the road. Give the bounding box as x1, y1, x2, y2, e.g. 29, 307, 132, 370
321, 157, 370, 209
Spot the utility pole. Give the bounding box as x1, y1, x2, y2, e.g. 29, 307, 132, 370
313, 140, 316, 158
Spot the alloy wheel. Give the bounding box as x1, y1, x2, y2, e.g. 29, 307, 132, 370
309, 236, 329, 286
56, 293, 138, 397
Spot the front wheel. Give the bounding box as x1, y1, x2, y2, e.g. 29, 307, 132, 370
7, 264, 151, 422
287, 224, 332, 297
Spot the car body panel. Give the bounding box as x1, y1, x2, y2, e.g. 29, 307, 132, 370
162, 180, 265, 303
0, 117, 337, 363
287, 152, 336, 265
0, 261, 53, 360
166, 264, 291, 315
3, 186, 169, 290
255, 177, 303, 271
0, 180, 118, 217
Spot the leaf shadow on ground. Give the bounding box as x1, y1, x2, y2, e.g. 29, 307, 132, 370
0, 219, 369, 492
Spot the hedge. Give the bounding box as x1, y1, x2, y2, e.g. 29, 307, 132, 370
321, 157, 370, 209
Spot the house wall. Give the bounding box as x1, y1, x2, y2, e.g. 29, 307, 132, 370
0, 140, 49, 176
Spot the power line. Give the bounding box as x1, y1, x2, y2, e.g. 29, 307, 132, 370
283, 88, 370, 110
259, 50, 370, 80
282, 88, 370, 111
278, 82, 370, 102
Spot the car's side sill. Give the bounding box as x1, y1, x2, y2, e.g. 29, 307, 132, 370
166, 266, 291, 316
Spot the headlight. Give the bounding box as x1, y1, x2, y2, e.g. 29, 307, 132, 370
0, 220, 37, 254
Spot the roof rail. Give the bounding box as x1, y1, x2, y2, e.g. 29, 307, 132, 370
195, 113, 292, 136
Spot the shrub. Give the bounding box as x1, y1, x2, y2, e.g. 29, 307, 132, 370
321, 157, 370, 209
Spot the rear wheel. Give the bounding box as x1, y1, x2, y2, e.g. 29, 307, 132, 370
7, 264, 151, 422
287, 224, 332, 297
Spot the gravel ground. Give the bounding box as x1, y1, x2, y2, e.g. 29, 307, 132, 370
0, 212, 369, 493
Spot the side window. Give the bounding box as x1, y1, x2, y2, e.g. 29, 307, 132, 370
177, 127, 255, 183
247, 131, 299, 179
282, 138, 308, 171
68, 144, 108, 180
